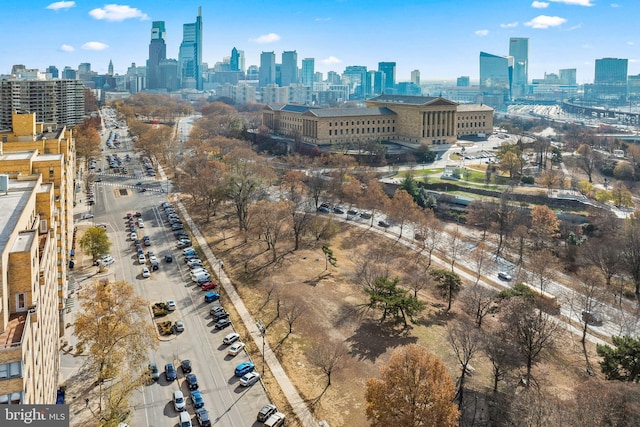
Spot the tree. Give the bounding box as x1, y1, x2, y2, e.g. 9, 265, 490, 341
619, 214, 640, 297
597, 336, 640, 382
249, 200, 291, 262
399, 171, 419, 199
308, 341, 347, 398
611, 182, 633, 207
365, 344, 459, 427
430, 269, 463, 312
529, 205, 559, 250
79, 226, 112, 262
73, 280, 157, 415
483, 329, 521, 392
527, 249, 557, 294
282, 299, 306, 335
537, 169, 564, 196
466, 200, 496, 241
469, 242, 490, 285
575, 143, 601, 183
500, 299, 559, 387
322, 245, 337, 270
363, 276, 425, 327
499, 150, 522, 180
413, 209, 442, 271
444, 225, 466, 272
460, 283, 496, 328
447, 320, 481, 409
387, 188, 419, 239
573, 266, 605, 371
74, 118, 102, 166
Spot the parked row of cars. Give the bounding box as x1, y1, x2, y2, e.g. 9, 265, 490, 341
160, 360, 211, 427
141, 156, 156, 177
317, 202, 391, 227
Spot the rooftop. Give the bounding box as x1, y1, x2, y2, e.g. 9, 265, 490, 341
305, 107, 397, 118
0, 179, 38, 261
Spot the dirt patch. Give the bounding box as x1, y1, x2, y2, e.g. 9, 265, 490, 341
181, 197, 602, 427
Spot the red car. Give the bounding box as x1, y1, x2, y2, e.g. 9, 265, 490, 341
200, 281, 218, 291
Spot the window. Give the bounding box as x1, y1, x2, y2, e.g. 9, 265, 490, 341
16, 293, 26, 312
0, 362, 21, 380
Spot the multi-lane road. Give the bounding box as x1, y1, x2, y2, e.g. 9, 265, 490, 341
83, 117, 270, 427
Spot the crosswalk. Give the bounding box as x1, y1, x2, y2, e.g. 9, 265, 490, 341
93, 171, 158, 181
96, 181, 167, 193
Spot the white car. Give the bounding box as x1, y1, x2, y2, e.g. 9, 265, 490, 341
239, 371, 260, 387
138, 219, 144, 228
81, 213, 94, 220
174, 320, 185, 332
166, 300, 176, 311
138, 254, 146, 265
149, 254, 158, 264
223, 332, 240, 345
498, 271, 512, 281
187, 259, 204, 269
173, 390, 186, 412
130, 231, 137, 240
142, 267, 151, 278
101, 255, 115, 266
228, 342, 245, 356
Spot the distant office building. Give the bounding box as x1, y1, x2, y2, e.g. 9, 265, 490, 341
411, 70, 420, 87
107, 60, 114, 76
230, 47, 245, 72
46, 66, 59, 79
326, 71, 340, 84
314, 72, 323, 83
369, 70, 385, 96
378, 62, 396, 92
78, 63, 91, 74
0, 79, 85, 128
246, 65, 259, 81
342, 65, 369, 99
61, 67, 76, 80
159, 59, 179, 92
628, 74, 640, 101
147, 21, 167, 90
397, 82, 421, 96
259, 52, 276, 87
509, 37, 528, 97
301, 58, 315, 87
457, 76, 470, 87
479, 51, 513, 107
178, 7, 203, 89
559, 68, 576, 85
586, 58, 628, 103
281, 51, 298, 87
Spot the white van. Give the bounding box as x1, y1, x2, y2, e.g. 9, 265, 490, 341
179, 411, 192, 427
263, 412, 286, 427
190, 271, 210, 283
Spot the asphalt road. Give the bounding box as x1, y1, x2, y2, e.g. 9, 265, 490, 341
90, 118, 270, 427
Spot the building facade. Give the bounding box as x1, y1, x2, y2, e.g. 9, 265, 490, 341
280, 51, 298, 87
509, 37, 529, 98
147, 21, 167, 90
301, 58, 315, 87
178, 7, 203, 90
262, 94, 493, 147
259, 52, 276, 88
378, 62, 396, 93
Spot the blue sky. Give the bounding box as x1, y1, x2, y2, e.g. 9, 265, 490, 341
2, 0, 638, 84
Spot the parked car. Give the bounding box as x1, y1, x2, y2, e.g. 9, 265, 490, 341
173, 390, 186, 412
138, 219, 145, 228
101, 255, 115, 266
223, 332, 240, 345
165, 363, 177, 381
81, 213, 94, 219
130, 231, 137, 240
204, 292, 220, 303
200, 281, 217, 291
166, 300, 177, 311
164, 254, 173, 263
333, 206, 345, 214
191, 390, 204, 409
359, 212, 372, 220
213, 310, 229, 321
317, 206, 330, 213
186, 373, 199, 390
234, 361, 255, 377
142, 267, 151, 278
177, 240, 192, 249
214, 318, 232, 330
210, 305, 224, 315
181, 359, 192, 373
498, 271, 512, 281
143, 236, 151, 246
138, 254, 146, 265
187, 259, 204, 268
148, 362, 159, 381
377, 220, 390, 228
263, 412, 286, 427
195, 408, 211, 427
174, 320, 184, 333
227, 341, 245, 357
239, 371, 260, 387
582, 311, 603, 326
257, 404, 278, 422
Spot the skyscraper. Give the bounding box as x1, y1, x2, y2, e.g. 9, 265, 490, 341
378, 62, 396, 92
342, 65, 368, 98
107, 60, 114, 76
259, 51, 276, 87
411, 70, 420, 87
301, 58, 315, 87
589, 57, 628, 102
479, 52, 513, 97
178, 7, 203, 89
230, 47, 245, 72
281, 51, 298, 87
509, 37, 528, 97
559, 69, 576, 85
148, 21, 167, 90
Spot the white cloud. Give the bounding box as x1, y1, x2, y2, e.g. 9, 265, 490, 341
46, 1, 75, 10
59, 44, 75, 52
630, 59, 638, 63
315, 17, 332, 22
82, 41, 109, 51
250, 33, 281, 44
89, 4, 149, 21
525, 15, 567, 29
628, 41, 635, 46
549, 0, 593, 6
321, 56, 342, 65
531, 1, 549, 8
475, 29, 489, 36
500, 22, 518, 28
566, 23, 582, 31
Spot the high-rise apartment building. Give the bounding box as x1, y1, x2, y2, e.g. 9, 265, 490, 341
147, 21, 167, 90
259, 51, 276, 87
301, 58, 315, 87
509, 37, 529, 98
280, 51, 298, 87
378, 62, 396, 92
0, 111, 76, 404
178, 7, 203, 89
0, 79, 85, 129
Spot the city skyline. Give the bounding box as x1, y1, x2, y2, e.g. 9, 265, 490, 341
3, 1, 639, 83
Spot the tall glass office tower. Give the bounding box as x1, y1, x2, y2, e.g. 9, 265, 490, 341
509, 37, 528, 98
179, 7, 203, 90
378, 62, 396, 92
301, 58, 315, 87
147, 21, 166, 90
259, 51, 276, 87
281, 51, 298, 87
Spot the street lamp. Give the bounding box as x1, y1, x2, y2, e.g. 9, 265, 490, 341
256, 320, 267, 376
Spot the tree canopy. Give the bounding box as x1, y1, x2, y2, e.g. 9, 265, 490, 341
597, 336, 640, 382
365, 344, 459, 427
79, 226, 111, 261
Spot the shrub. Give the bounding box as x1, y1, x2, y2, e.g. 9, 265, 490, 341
521, 175, 535, 185
157, 321, 173, 336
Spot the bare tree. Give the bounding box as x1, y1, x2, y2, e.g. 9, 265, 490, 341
413, 210, 443, 271
470, 242, 490, 285
460, 283, 496, 328
447, 320, 481, 409
308, 341, 347, 398
483, 329, 521, 392
527, 249, 557, 294
572, 266, 605, 372
283, 299, 306, 335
